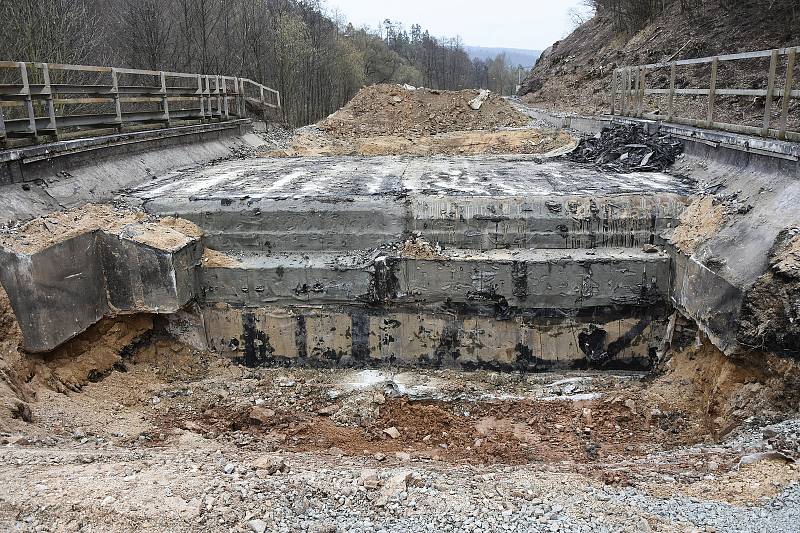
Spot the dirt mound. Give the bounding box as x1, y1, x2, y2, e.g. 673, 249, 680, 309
649, 337, 800, 438
0, 279, 159, 429
0, 286, 33, 425
187, 381, 701, 466
267, 83, 576, 157
320, 84, 529, 138
0, 204, 202, 255
670, 196, 727, 254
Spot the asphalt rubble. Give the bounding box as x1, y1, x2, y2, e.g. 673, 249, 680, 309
566, 124, 684, 173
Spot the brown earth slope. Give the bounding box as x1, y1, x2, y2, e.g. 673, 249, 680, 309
321, 84, 528, 137
266, 84, 574, 157
520, 2, 799, 128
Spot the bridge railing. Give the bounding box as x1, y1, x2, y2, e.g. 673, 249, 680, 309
611, 46, 799, 142
0, 61, 280, 146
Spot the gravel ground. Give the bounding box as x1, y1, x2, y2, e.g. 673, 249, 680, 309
0, 362, 798, 533
1, 440, 797, 533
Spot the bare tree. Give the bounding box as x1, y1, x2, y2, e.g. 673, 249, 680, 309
0, 0, 103, 64
118, 0, 172, 70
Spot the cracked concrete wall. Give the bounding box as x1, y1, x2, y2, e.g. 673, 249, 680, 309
668, 143, 800, 356
197, 249, 671, 310
411, 194, 687, 250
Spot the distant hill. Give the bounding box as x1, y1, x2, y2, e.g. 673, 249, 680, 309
465, 46, 542, 68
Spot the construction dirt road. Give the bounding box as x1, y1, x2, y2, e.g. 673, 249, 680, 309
0, 85, 799, 533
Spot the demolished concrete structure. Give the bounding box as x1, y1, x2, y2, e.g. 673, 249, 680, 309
0, 207, 202, 352
0, 153, 692, 369
0, 99, 798, 369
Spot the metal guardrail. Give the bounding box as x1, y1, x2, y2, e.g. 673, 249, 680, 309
611, 46, 799, 142
0, 61, 280, 146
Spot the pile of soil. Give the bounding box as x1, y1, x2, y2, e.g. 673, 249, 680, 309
0, 286, 33, 425
0, 204, 202, 255
670, 196, 727, 254
320, 84, 529, 138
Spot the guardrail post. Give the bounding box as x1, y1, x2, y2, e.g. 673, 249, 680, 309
707, 56, 719, 127
275, 88, 281, 109
222, 77, 229, 119
0, 105, 6, 148
233, 78, 240, 118
215, 76, 222, 119
668, 62, 676, 122
762, 49, 778, 136
197, 74, 205, 121
111, 67, 123, 132
778, 48, 796, 140
204, 76, 212, 120
160, 71, 171, 126
208, 76, 214, 118
610, 70, 617, 115
638, 67, 646, 117
239, 78, 247, 118
625, 68, 633, 117
19, 62, 38, 139
41, 64, 58, 137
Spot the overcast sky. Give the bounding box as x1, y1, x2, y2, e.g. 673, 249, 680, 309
326, 0, 590, 50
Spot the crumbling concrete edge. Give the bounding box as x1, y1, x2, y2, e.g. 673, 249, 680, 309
0, 225, 203, 353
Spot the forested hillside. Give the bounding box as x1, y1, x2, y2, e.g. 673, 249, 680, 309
0, 0, 523, 126
519, 0, 799, 117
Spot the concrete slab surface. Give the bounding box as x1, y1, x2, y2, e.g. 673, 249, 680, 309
130, 155, 693, 253
128, 155, 695, 203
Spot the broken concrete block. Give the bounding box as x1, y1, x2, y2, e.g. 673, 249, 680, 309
469, 89, 491, 110
0, 209, 203, 353
0, 231, 108, 353
99, 223, 202, 314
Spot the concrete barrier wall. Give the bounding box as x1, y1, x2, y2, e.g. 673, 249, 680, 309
202, 305, 666, 371
0, 121, 265, 225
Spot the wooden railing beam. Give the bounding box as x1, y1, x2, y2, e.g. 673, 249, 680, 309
614, 45, 799, 142
0, 59, 279, 145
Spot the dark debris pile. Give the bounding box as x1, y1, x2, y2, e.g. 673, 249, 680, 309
566, 124, 683, 173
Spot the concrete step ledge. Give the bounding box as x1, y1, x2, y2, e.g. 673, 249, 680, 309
199, 247, 671, 310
